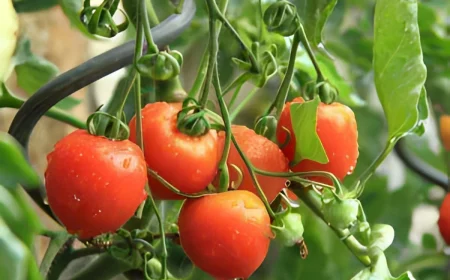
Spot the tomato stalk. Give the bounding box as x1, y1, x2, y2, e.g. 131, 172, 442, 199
0, 87, 85, 129
351, 139, 397, 198
231, 135, 277, 218
291, 184, 372, 267
39, 231, 71, 279
265, 31, 301, 119
188, 49, 209, 98
297, 24, 324, 82
140, 0, 159, 54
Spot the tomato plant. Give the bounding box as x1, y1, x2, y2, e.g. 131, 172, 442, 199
0, 0, 449, 280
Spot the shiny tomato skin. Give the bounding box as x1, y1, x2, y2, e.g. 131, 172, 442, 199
218, 125, 289, 203
276, 97, 359, 185
178, 190, 273, 279
129, 102, 220, 200
45, 129, 147, 239
438, 193, 450, 245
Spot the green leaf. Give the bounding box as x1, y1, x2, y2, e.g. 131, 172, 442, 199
351, 251, 416, 280
0, 0, 19, 81
12, 37, 81, 110
13, 0, 58, 13
0, 131, 41, 188
15, 58, 59, 94
58, 0, 99, 39
296, 0, 338, 47
0, 218, 30, 280
0, 186, 42, 248
369, 224, 395, 253
289, 97, 328, 165
373, 0, 428, 139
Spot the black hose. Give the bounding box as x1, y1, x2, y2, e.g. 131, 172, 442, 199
394, 137, 448, 190
7, 0, 197, 219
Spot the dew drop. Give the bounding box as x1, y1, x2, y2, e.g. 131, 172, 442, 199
79, 153, 83, 157
105, 182, 110, 186
345, 155, 349, 159
174, 152, 179, 156
73, 194, 81, 202
98, 210, 102, 213
196, 169, 201, 174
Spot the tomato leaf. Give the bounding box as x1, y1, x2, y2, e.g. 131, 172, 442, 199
0, 0, 19, 81
0, 218, 32, 280
289, 97, 329, 165
12, 37, 81, 110
0, 131, 41, 188
13, 0, 58, 13
58, 0, 99, 39
373, 0, 428, 139
296, 0, 338, 47
351, 251, 416, 280
368, 224, 395, 253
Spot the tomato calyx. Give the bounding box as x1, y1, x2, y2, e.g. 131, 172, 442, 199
86, 110, 130, 141
254, 115, 278, 142
80, 0, 129, 38
136, 50, 183, 81
176, 98, 212, 137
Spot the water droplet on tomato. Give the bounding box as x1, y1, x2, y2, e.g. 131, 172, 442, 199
105, 182, 110, 186
196, 169, 201, 174
73, 194, 81, 202
345, 155, 349, 159
79, 153, 83, 157
43, 196, 49, 205
98, 210, 102, 213
174, 152, 179, 156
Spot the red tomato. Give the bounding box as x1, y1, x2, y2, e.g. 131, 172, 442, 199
178, 190, 273, 279
45, 129, 147, 239
276, 97, 359, 185
438, 193, 450, 245
129, 102, 220, 200
217, 125, 289, 203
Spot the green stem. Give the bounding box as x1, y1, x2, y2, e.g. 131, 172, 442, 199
231, 135, 277, 218
267, 31, 301, 118
0, 94, 85, 129
221, 72, 252, 97
229, 86, 258, 122
188, 49, 210, 99
298, 24, 324, 80
39, 232, 71, 278
291, 185, 371, 267
353, 139, 397, 197
146, 0, 160, 25
140, 0, 159, 54
146, 189, 169, 279
213, 5, 259, 73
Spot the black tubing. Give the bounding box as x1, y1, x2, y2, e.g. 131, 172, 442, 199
394, 138, 448, 190
7, 0, 197, 219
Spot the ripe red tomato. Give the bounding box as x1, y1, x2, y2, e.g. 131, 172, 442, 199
45, 129, 147, 239
178, 190, 273, 279
276, 97, 359, 185
129, 102, 220, 200
438, 193, 450, 245
217, 125, 289, 203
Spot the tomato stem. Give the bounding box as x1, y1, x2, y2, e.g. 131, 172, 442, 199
266, 31, 301, 119
352, 138, 397, 198
188, 48, 209, 98
140, 0, 159, 54
297, 24, 324, 82
231, 135, 277, 218
229, 86, 259, 122
221, 72, 252, 98
291, 185, 372, 267
0, 91, 85, 129
39, 231, 71, 279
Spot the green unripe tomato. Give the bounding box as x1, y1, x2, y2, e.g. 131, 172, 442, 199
272, 212, 304, 247
322, 198, 359, 229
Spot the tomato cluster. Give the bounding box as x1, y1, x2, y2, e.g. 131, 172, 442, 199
44, 97, 359, 279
